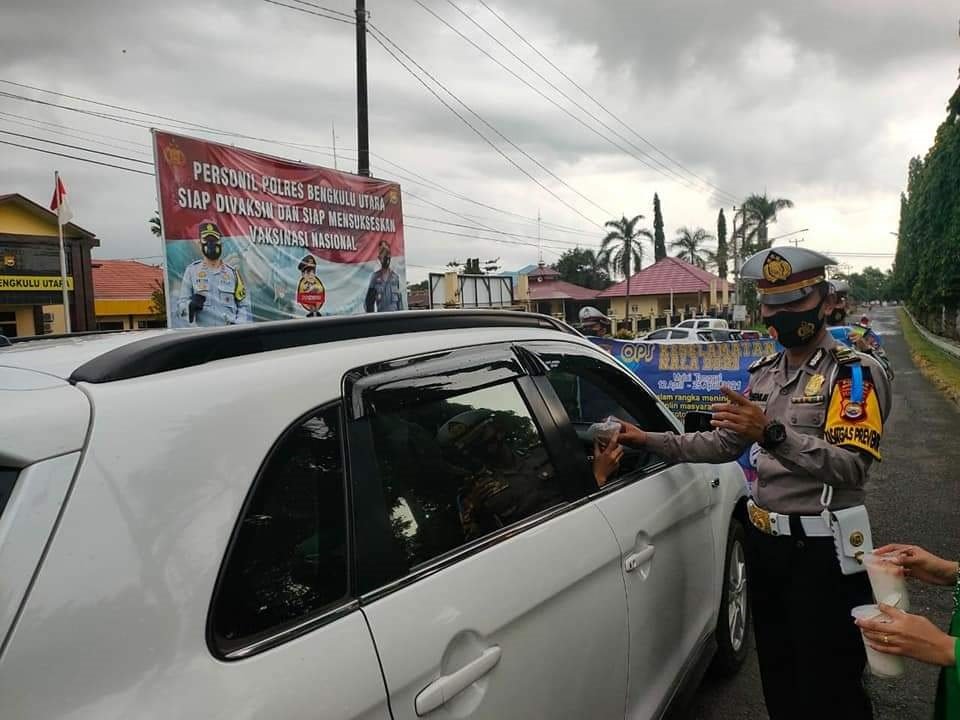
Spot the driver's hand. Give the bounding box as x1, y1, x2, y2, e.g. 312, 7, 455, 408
615, 419, 647, 448
593, 439, 623, 487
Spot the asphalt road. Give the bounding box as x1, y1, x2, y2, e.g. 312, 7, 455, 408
686, 305, 960, 719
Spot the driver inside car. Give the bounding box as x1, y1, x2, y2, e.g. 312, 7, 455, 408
437, 408, 622, 541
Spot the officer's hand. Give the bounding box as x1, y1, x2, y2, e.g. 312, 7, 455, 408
593, 439, 623, 488
857, 605, 957, 667
710, 387, 767, 443
189, 293, 206, 312
615, 419, 647, 447
874, 544, 958, 587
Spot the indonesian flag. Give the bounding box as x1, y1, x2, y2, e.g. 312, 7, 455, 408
49, 175, 73, 225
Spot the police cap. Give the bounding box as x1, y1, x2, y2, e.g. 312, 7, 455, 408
437, 409, 497, 451
199, 221, 222, 241
579, 306, 610, 324
298, 254, 317, 272
741, 246, 837, 306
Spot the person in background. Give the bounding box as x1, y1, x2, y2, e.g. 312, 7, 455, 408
856, 544, 959, 720
828, 280, 850, 326
578, 306, 612, 337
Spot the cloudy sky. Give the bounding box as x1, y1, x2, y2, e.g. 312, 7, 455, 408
1, 0, 957, 282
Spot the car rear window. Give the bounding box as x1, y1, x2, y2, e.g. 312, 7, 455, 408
0, 469, 17, 517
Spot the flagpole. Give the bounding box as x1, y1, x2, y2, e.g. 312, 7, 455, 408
55, 171, 72, 333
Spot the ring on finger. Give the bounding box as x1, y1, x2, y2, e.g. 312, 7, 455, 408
883, 634, 889, 644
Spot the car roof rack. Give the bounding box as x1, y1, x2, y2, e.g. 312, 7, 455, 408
69, 310, 578, 384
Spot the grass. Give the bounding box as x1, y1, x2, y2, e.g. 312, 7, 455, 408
898, 308, 960, 405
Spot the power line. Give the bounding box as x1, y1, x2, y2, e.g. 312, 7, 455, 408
0, 130, 153, 165
0, 83, 602, 237
366, 24, 606, 229
0, 139, 155, 176
261, 0, 355, 25
474, 0, 739, 202
283, 0, 353, 18
0, 110, 152, 153
433, 0, 737, 203
405, 212, 591, 247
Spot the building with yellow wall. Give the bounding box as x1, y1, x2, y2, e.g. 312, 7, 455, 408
598, 256, 731, 332
92, 260, 166, 330
0, 193, 98, 337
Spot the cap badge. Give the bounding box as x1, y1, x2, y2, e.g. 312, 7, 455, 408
762, 251, 793, 284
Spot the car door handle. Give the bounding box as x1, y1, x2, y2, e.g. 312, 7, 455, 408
624, 545, 656, 573
415, 646, 502, 716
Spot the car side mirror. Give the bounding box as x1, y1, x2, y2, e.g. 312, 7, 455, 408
683, 411, 714, 434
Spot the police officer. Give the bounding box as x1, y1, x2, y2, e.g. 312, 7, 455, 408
177, 222, 252, 327
579, 306, 612, 337
615, 247, 891, 719
365, 240, 403, 313
827, 279, 850, 326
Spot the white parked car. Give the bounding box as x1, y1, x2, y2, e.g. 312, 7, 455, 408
642, 327, 716, 343
0, 311, 749, 720
675, 318, 729, 331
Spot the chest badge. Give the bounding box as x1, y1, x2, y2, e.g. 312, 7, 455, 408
805, 374, 825, 397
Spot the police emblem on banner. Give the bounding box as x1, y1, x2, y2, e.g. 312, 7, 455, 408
2, 255, 14, 268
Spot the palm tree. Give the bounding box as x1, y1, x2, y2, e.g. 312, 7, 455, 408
149, 211, 162, 238
737, 194, 794, 254
598, 214, 652, 315
670, 226, 714, 268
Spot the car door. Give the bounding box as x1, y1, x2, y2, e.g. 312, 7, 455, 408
345, 344, 628, 720
527, 341, 718, 719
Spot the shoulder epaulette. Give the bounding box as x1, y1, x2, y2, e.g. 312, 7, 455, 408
749, 353, 781, 373
831, 346, 860, 366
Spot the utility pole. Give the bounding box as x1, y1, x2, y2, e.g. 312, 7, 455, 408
537, 210, 542, 265
355, 0, 370, 176
731, 205, 740, 326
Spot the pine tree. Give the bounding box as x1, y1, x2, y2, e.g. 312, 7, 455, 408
653, 193, 666, 261
716, 208, 728, 280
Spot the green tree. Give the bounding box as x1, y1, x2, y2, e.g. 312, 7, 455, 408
716, 208, 729, 279
553, 247, 611, 290
893, 80, 960, 328
670, 226, 714, 268
598, 214, 652, 314
737, 193, 794, 254
148, 278, 167, 323
149, 211, 162, 238
653, 193, 666, 261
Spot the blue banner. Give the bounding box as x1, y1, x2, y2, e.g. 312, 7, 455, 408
589, 338, 779, 418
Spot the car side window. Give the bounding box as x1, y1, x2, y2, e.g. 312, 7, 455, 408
539, 348, 674, 481
647, 329, 669, 340
0, 469, 17, 518
669, 329, 688, 339
211, 405, 348, 656
360, 381, 565, 576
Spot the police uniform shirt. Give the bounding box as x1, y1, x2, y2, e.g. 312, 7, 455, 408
645, 331, 892, 516
367, 269, 403, 312
177, 260, 252, 326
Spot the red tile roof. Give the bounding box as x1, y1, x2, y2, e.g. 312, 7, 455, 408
597, 256, 728, 298
527, 278, 599, 301
92, 259, 164, 299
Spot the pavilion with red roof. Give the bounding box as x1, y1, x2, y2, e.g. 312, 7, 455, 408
523, 263, 602, 321
597, 256, 730, 330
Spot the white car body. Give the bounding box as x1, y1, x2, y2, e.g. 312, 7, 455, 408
641, 327, 715, 343
0, 312, 748, 720
675, 318, 729, 331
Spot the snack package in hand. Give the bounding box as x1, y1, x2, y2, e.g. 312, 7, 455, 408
588, 417, 621, 448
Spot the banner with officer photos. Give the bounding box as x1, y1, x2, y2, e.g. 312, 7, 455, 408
153, 130, 406, 328
589, 337, 779, 488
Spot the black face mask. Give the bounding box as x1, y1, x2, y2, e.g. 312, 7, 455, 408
201, 239, 222, 260
763, 299, 826, 348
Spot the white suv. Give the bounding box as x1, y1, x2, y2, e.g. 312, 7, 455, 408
675, 318, 729, 331
0, 311, 748, 720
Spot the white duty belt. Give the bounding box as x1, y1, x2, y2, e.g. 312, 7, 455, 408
747, 499, 833, 537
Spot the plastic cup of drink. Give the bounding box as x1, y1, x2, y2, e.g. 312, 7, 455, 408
850, 604, 905, 678
863, 552, 910, 611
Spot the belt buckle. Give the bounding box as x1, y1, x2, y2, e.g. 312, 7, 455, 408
748, 502, 773, 535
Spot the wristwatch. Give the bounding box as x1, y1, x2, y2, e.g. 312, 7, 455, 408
760, 420, 787, 450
